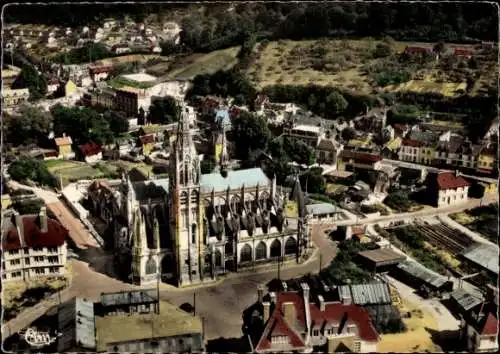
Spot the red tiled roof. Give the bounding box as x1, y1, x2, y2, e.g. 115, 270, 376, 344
479, 312, 499, 336
255, 291, 379, 352
2, 215, 68, 250
139, 134, 155, 145
454, 48, 473, 57
402, 139, 425, 147
79, 141, 103, 157
340, 150, 382, 163
44, 150, 59, 158
436, 172, 470, 190
89, 66, 113, 75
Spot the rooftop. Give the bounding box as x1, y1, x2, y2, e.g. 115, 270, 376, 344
461, 243, 499, 275
100, 289, 158, 307
397, 261, 450, 289
200, 167, 270, 193
450, 288, 484, 312
292, 125, 322, 134
338, 283, 392, 306
436, 172, 470, 190
95, 300, 202, 352
305, 203, 338, 216
358, 248, 407, 267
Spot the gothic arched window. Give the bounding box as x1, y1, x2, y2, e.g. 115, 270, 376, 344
240, 244, 252, 263
255, 241, 267, 260
270, 239, 282, 258
215, 249, 222, 267
285, 237, 297, 255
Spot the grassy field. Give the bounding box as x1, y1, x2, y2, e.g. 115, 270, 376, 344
44, 160, 117, 186
93, 54, 160, 67
161, 46, 241, 80
108, 76, 157, 89
245, 38, 490, 97
107, 160, 154, 176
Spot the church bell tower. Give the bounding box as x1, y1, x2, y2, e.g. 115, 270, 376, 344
169, 103, 204, 286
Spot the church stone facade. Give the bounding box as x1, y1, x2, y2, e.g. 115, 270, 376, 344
86, 105, 309, 287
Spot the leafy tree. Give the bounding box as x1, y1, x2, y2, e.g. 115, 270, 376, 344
147, 96, 181, 125
11, 64, 47, 100
325, 91, 349, 115
300, 167, 325, 194
341, 127, 357, 141
283, 138, 315, 165
433, 40, 446, 54
372, 43, 392, 58
201, 156, 217, 174
231, 112, 271, 159
105, 111, 129, 135
4, 105, 53, 147
384, 191, 414, 212
8, 156, 55, 187
51, 105, 114, 145
52, 43, 113, 65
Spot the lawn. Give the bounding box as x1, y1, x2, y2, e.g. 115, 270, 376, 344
384, 79, 466, 97
108, 76, 157, 90
107, 160, 154, 176
44, 160, 117, 187
164, 46, 241, 80
378, 298, 440, 353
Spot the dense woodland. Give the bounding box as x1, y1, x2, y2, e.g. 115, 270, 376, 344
5, 2, 498, 50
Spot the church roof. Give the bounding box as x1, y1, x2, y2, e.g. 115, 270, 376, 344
200, 168, 269, 193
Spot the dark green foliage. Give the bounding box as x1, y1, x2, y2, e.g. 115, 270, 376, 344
299, 167, 326, 194
187, 70, 257, 106
201, 156, 217, 174
462, 204, 498, 243
104, 111, 130, 135
384, 191, 415, 212
231, 111, 271, 160
320, 239, 376, 285
263, 84, 374, 119
12, 198, 45, 215
387, 104, 421, 125
50, 105, 116, 145
11, 64, 47, 99
8, 157, 55, 187
341, 127, 357, 141
270, 137, 315, 166
147, 96, 181, 124
51, 43, 113, 65
375, 69, 411, 87
3, 105, 53, 147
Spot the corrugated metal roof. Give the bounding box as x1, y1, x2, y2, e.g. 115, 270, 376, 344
450, 288, 484, 311
461, 244, 499, 275
200, 167, 269, 193
397, 261, 448, 288
339, 283, 392, 305
101, 289, 158, 307
306, 203, 337, 216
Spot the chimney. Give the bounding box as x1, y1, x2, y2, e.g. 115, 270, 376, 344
282, 302, 295, 325
282, 281, 288, 292
257, 286, 264, 303
300, 283, 310, 301
318, 295, 325, 311
39, 206, 48, 233
13, 211, 25, 243
263, 302, 271, 323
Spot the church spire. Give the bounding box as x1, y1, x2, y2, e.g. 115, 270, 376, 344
219, 125, 230, 177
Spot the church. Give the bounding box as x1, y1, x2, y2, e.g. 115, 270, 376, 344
86, 104, 309, 287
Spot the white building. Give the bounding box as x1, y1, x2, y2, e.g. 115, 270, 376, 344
1, 208, 69, 282
429, 172, 470, 207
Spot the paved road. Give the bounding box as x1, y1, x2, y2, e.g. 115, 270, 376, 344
336, 195, 498, 226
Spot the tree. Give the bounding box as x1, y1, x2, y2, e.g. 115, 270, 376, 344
51, 105, 114, 145
8, 156, 55, 187
384, 191, 414, 212
325, 91, 349, 115
11, 64, 47, 100
148, 96, 181, 124
300, 167, 325, 194
283, 138, 315, 165
201, 156, 217, 174
231, 112, 271, 159
341, 127, 356, 141
12, 198, 45, 214
4, 105, 53, 147
105, 111, 130, 135
433, 40, 446, 54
